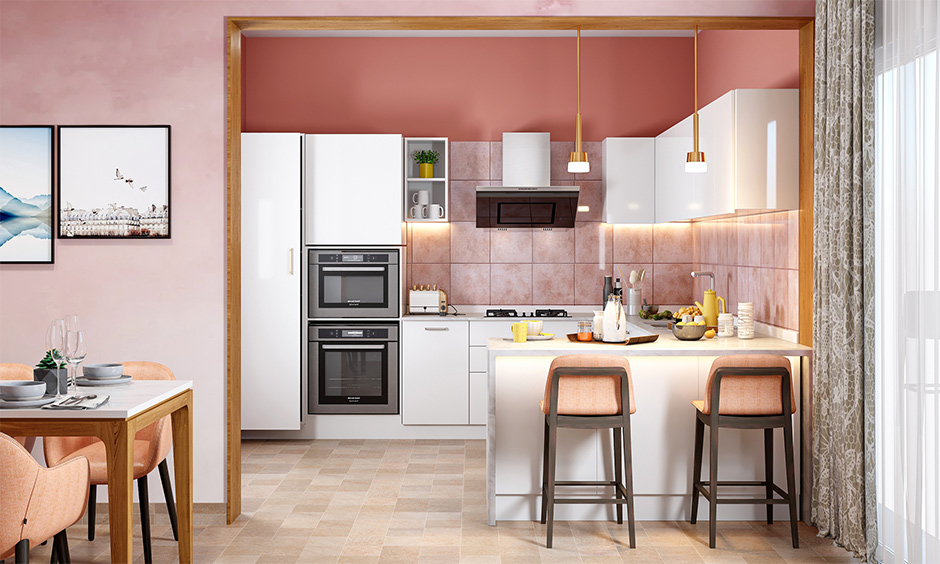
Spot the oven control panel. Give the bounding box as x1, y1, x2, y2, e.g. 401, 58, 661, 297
318, 328, 389, 339
318, 253, 389, 263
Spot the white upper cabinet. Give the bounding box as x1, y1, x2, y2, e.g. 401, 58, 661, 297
602, 138, 655, 224
655, 89, 799, 222
655, 115, 708, 222
305, 134, 404, 245
241, 133, 302, 431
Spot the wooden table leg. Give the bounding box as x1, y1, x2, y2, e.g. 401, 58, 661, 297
170, 390, 194, 563
100, 420, 134, 563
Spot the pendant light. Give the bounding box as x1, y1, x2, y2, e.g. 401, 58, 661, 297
568, 26, 590, 174
686, 25, 707, 173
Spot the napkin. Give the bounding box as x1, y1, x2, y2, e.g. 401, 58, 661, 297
43, 394, 110, 410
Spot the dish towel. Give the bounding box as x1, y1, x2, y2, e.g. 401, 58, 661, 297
43, 395, 110, 410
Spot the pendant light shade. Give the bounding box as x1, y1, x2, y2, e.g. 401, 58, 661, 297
568, 26, 590, 174
686, 25, 707, 174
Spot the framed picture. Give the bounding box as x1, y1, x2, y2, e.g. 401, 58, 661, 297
58, 125, 170, 239
0, 125, 55, 264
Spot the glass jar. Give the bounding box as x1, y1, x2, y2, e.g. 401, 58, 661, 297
592, 311, 604, 341
577, 321, 593, 341
717, 313, 734, 337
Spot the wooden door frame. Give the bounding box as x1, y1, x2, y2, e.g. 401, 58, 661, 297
224, 15, 815, 523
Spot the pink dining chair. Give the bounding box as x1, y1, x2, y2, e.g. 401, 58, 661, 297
0, 363, 39, 453
43, 361, 177, 563
0, 432, 89, 563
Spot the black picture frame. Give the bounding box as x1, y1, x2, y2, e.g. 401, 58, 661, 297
57, 125, 171, 239
0, 125, 56, 264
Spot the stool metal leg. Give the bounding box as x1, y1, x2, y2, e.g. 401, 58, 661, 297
764, 428, 774, 524
708, 422, 719, 548
690, 416, 704, 524
613, 427, 623, 525
783, 416, 799, 548
540, 418, 549, 525
623, 417, 636, 549
545, 422, 558, 549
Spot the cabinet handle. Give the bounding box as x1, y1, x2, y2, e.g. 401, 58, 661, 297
289, 248, 294, 275
424, 327, 450, 331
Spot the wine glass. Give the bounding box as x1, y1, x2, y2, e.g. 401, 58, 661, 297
65, 330, 86, 395
46, 320, 66, 398
65, 314, 80, 332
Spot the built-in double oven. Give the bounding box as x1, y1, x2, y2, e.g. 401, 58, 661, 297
307, 249, 400, 414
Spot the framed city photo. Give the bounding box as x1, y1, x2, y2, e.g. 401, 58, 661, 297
58, 125, 170, 239
0, 125, 55, 264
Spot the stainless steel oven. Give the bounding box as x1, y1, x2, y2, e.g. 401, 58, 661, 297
308, 322, 399, 414
309, 249, 399, 318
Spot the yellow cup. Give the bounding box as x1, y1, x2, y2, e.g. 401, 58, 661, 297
511, 322, 528, 343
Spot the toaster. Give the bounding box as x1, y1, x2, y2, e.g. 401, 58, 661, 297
409, 289, 448, 315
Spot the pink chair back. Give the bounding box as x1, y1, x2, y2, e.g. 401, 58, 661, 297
0, 363, 38, 452
702, 355, 795, 415
542, 355, 636, 416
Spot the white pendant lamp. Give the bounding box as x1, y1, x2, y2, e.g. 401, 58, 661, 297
568, 26, 590, 174
686, 25, 707, 173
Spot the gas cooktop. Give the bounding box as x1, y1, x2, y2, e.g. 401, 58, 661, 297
484, 308, 570, 318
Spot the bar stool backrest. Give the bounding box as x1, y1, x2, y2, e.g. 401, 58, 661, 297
703, 355, 795, 415
542, 355, 635, 416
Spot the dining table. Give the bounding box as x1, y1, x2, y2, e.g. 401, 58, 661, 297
0, 379, 194, 564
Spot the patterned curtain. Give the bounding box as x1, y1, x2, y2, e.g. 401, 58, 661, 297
812, 0, 877, 561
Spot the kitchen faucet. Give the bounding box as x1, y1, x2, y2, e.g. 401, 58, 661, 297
690, 270, 715, 290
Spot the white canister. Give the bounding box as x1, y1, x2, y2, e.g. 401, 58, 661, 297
592, 311, 604, 341
737, 302, 755, 339
717, 313, 734, 337
626, 288, 642, 316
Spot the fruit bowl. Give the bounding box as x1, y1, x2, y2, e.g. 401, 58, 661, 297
670, 322, 707, 341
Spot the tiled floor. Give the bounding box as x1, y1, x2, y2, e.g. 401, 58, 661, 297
26, 439, 863, 563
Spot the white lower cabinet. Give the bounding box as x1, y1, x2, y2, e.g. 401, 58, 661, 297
401, 319, 470, 425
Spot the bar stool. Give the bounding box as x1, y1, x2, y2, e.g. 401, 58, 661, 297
539, 355, 636, 549
689, 354, 799, 549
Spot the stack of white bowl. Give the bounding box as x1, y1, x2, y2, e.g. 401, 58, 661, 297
738, 302, 755, 339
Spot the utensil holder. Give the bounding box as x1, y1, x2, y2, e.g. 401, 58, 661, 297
626, 288, 642, 316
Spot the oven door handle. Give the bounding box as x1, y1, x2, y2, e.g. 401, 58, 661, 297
320, 344, 387, 350
320, 266, 386, 272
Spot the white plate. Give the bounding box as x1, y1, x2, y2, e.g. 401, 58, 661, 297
503, 334, 555, 342
76, 375, 132, 386
0, 394, 56, 408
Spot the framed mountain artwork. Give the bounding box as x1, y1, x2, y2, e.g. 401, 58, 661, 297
0, 125, 55, 264
58, 125, 170, 239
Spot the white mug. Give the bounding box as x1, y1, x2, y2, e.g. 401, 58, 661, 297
412, 190, 430, 206
409, 204, 427, 219
428, 204, 444, 219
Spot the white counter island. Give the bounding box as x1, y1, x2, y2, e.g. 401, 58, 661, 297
485, 319, 813, 525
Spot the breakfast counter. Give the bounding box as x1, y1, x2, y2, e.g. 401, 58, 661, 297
485, 326, 812, 525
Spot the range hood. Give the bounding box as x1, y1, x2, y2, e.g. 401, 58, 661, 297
476, 133, 579, 228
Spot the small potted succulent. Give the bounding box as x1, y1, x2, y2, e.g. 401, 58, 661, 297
34, 350, 66, 395
412, 150, 440, 178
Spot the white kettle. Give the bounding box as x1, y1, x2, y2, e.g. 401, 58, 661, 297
602, 294, 628, 343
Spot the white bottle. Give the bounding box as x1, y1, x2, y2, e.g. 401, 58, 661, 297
592, 311, 604, 341
602, 295, 628, 343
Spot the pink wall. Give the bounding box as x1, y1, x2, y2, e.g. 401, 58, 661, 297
244, 37, 693, 141
698, 29, 800, 106
0, 0, 812, 504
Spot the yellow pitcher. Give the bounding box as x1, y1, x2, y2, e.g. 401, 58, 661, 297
695, 289, 726, 329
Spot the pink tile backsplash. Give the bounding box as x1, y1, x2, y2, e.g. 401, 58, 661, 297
533, 264, 574, 305
574, 222, 613, 265
406, 142, 799, 332
450, 142, 490, 181
490, 228, 533, 263
490, 263, 532, 305
613, 225, 653, 263
532, 227, 575, 263
450, 222, 490, 263
450, 264, 490, 305
411, 223, 451, 263
652, 223, 693, 263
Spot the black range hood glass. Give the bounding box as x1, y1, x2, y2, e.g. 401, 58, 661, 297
475, 187, 579, 228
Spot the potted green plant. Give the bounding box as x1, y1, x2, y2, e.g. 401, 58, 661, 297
34, 350, 66, 395
412, 149, 440, 178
